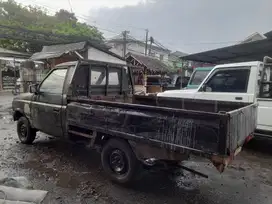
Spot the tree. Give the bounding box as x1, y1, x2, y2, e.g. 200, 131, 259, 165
55, 9, 77, 22
0, 0, 104, 52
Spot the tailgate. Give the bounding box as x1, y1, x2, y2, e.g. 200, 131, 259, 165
227, 103, 258, 152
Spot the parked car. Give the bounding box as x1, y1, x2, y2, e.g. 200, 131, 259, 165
12, 60, 256, 184
158, 56, 272, 139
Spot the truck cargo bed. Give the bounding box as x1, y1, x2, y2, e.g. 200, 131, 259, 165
67, 96, 257, 157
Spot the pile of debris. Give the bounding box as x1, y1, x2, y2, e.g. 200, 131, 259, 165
0, 176, 48, 204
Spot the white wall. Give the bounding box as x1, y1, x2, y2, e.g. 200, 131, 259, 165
108, 42, 169, 63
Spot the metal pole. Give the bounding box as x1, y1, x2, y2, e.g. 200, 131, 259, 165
122, 30, 129, 57
149, 36, 154, 56
13, 57, 16, 90
145, 29, 149, 56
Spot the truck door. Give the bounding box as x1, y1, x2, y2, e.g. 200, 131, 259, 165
256, 64, 272, 133
193, 67, 252, 103
31, 68, 68, 137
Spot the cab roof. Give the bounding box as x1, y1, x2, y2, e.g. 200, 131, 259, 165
55, 60, 128, 69
194, 67, 214, 71
55, 61, 78, 67
214, 61, 262, 69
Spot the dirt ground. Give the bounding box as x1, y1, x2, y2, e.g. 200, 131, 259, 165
1, 93, 272, 204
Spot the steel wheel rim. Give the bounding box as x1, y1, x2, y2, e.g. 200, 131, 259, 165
20, 123, 27, 138
109, 149, 127, 174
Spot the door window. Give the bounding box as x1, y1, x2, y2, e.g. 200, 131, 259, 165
72, 65, 89, 96
205, 68, 250, 93
39, 69, 67, 94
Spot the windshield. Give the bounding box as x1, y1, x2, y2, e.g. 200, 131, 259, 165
188, 70, 210, 86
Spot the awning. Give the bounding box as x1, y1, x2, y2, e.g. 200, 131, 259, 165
181, 38, 272, 64
0, 57, 44, 64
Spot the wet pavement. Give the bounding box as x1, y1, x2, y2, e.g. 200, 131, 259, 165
1, 93, 272, 204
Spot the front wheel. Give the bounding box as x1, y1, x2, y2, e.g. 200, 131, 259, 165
101, 139, 141, 185
17, 117, 36, 144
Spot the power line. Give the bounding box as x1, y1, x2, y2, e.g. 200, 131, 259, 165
19, 0, 146, 34
18, 0, 120, 35
18, 0, 242, 48
67, 0, 73, 13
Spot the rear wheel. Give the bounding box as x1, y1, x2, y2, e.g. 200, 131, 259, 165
17, 117, 36, 144
101, 139, 140, 185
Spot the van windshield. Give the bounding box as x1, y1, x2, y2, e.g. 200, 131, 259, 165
189, 70, 210, 86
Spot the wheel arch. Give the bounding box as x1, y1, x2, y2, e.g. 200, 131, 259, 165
13, 109, 25, 121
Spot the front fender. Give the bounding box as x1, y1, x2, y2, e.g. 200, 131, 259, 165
13, 108, 25, 121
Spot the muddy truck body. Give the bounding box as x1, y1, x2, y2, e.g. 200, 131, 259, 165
12, 60, 257, 184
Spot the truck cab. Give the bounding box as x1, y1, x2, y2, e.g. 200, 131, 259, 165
158, 59, 272, 138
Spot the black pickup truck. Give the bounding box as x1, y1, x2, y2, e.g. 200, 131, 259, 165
12, 60, 257, 184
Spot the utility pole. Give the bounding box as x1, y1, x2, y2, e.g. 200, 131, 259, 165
149, 36, 154, 56
144, 29, 149, 56
122, 30, 130, 57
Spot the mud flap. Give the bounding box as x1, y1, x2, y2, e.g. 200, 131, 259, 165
211, 146, 242, 173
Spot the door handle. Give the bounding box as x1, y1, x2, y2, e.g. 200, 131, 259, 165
235, 97, 243, 100
53, 108, 60, 113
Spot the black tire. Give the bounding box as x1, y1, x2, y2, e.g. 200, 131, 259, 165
101, 139, 140, 185
17, 117, 36, 144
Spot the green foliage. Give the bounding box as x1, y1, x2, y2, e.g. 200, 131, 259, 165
0, 0, 104, 52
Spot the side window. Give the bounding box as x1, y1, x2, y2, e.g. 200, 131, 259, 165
89, 66, 122, 96
109, 69, 120, 85
205, 69, 250, 93
39, 69, 67, 94
91, 68, 106, 85
107, 68, 121, 95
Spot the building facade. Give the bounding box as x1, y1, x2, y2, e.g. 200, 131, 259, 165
107, 37, 171, 63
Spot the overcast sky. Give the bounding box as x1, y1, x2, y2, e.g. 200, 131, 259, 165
15, 0, 272, 53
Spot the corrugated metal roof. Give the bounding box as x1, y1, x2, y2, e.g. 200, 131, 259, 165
30, 52, 64, 61
30, 41, 120, 61
127, 53, 170, 72
181, 38, 272, 64
30, 42, 87, 61
42, 41, 86, 53
0, 48, 30, 57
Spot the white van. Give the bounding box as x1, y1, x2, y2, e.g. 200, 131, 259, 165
158, 57, 272, 138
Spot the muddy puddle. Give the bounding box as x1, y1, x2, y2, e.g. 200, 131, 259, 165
23, 158, 95, 189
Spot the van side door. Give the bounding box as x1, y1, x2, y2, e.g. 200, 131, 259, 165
193, 67, 253, 103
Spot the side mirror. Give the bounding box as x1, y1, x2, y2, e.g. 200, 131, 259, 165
29, 84, 39, 94
200, 84, 212, 92
200, 84, 207, 92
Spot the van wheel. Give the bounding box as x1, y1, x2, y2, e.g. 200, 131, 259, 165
17, 117, 36, 144
101, 139, 140, 185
